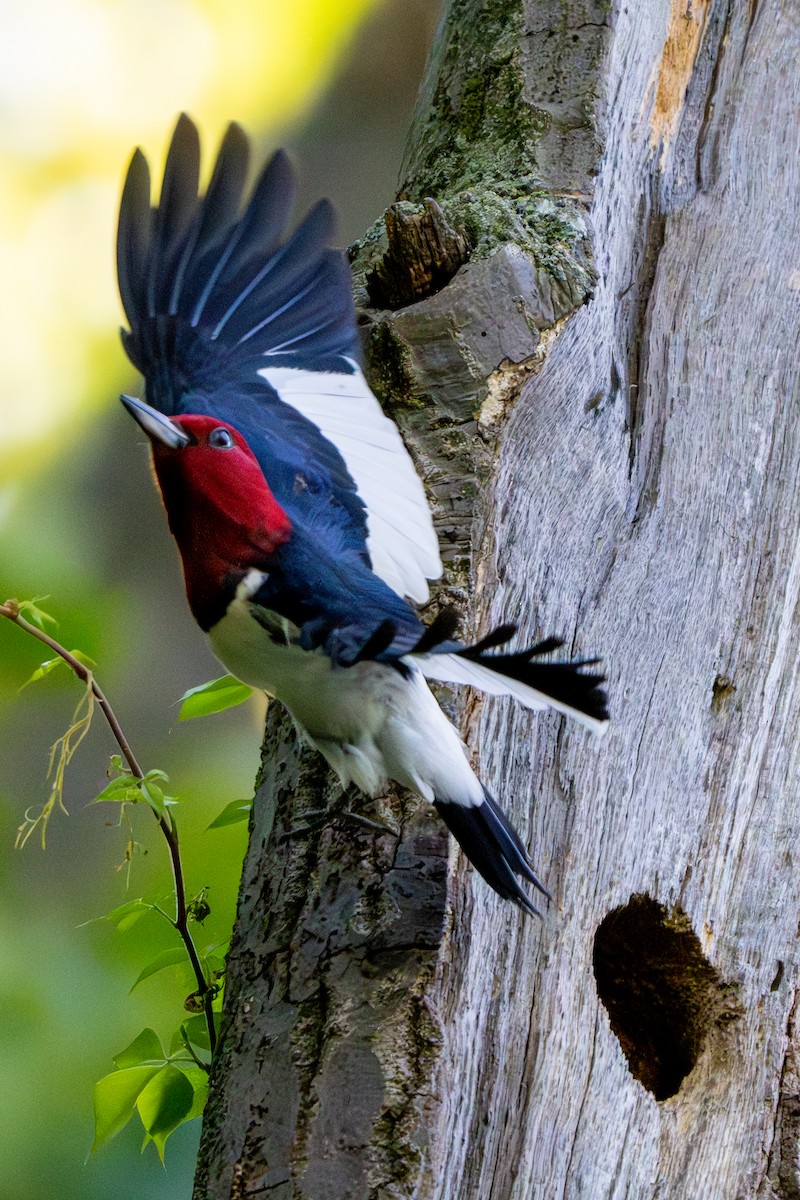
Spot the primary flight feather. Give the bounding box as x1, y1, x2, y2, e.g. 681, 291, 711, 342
117, 115, 609, 916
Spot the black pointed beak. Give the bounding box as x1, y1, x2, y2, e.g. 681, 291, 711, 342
120, 395, 191, 449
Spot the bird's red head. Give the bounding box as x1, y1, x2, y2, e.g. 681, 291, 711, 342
122, 396, 291, 628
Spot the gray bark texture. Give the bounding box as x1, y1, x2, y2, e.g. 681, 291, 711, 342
194, 1, 800, 1197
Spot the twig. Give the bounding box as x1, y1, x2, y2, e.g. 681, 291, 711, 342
1, 599, 217, 1059
180, 1024, 211, 1071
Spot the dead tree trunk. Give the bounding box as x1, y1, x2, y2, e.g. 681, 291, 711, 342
194, 2, 800, 1197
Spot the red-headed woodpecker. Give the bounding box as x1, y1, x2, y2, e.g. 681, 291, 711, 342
117, 115, 609, 916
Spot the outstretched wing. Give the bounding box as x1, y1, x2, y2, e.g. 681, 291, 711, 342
117, 114, 442, 603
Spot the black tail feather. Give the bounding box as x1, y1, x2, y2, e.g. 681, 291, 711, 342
458, 636, 609, 725
414, 620, 610, 727
466, 622, 520, 655
411, 607, 462, 655
435, 790, 549, 918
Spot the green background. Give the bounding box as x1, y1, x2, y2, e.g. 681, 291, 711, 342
0, 1, 440, 1195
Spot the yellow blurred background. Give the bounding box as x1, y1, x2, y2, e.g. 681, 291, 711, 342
0, 1, 440, 1196
1, 0, 378, 482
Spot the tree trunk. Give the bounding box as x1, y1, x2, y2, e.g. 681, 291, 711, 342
194, 2, 800, 1197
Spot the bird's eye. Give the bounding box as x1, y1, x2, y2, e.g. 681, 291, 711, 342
209, 427, 234, 449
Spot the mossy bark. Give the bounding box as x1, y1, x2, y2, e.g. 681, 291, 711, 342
195, 1, 800, 1197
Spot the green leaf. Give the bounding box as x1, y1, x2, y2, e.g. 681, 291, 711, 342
116, 905, 154, 933
20, 656, 64, 689
136, 1065, 195, 1160
81, 899, 154, 932
142, 768, 169, 785
181, 1013, 217, 1053
91, 766, 173, 813
113, 1028, 166, 1069
89, 776, 140, 805
168, 1023, 212, 1069
169, 1028, 187, 1057
207, 799, 252, 830
91, 1065, 160, 1153
140, 772, 175, 819
177, 1066, 209, 1121
18, 649, 93, 689
203, 952, 227, 979
17, 597, 58, 631
130, 947, 189, 991
139, 780, 168, 819
178, 675, 253, 720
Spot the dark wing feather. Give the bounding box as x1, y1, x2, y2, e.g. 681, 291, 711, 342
189, 147, 295, 328
146, 113, 200, 319
117, 149, 152, 329
213, 200, 336, 344
248, 524, 425, 663
117, 114, 360, 412
193, 122, 250, 246
170, 121, 250, 317
117, 114, 368, 564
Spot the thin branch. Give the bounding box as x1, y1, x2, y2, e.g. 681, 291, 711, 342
180, 1024, 212, 1072
1, 599, 217, 1057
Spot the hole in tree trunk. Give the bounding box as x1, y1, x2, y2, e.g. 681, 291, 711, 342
592, 894, 740, 1101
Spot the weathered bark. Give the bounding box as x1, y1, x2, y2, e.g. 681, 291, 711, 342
195, 1, 800, 1198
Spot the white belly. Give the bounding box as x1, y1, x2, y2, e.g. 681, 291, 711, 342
208, 592, 482, 806
209, 594, 388, 738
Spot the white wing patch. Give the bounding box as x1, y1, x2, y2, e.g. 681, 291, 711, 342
413, 653, 609, 735
259, 360, 442, 603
